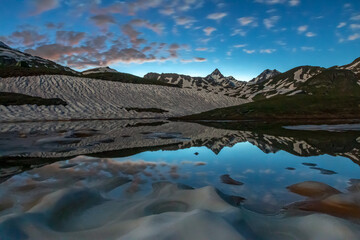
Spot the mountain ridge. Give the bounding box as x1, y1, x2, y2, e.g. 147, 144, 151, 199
1, 40, 360, 121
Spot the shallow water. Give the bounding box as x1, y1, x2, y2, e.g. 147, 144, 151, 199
0, 120, 360, 239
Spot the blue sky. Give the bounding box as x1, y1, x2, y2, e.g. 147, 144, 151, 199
0, 0, 359, 80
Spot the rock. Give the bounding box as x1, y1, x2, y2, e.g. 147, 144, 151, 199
220, 174, 243, 186
287, 181, 341, 198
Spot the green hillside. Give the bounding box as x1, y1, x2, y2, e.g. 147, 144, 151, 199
181, 68, 360, 120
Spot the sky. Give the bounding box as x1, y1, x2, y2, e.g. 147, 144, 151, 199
0, 0, 359, 81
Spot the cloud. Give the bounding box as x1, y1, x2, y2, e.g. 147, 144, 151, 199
337, 22, 347, 28
56, 31, 86, 45
259, 169, 275, 174
231, 29, 246, 37
289, 0, 300, 6
121, 23, 145, 47
297, 25, 308, 33
350, 24, 360, 30
120, 19, 164, 48
264, 16, 280, 29
130, 19, 164, 35
181, 57, 207, 63
207, 12, 227, 20
243, 49, 255, 54
351, 15, 360, 21
92, 0, 204, 16
45, 22, 64, 29
243, 169, 255, 174
25, 43, 85, 60
29, 0, 60, 15
90, 14, 116, 29
301, 46, 315, 51
194, 57, 207, 62
25, 37, 179, 68
4, 30, 47, 47
203, 27, 216, 36
238, 17, 257, 26
195, 47, 208, 51
275, 40, 286, 45
255, 0, 286, 4
174, 16, 196, 28
234, 44, 247, 48
159, 8, 174, 15
297, 25, 316, 37
305, 32, 316, 37
260, 49, 276, 53
255, 0, 299, 6
348, 33, 360, 41
168, 43, 180, 58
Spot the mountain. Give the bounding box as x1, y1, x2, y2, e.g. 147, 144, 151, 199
0, 41, 77, 77
248, 69, 281, 85
144, 69, 247, 98
0, 43, 175, 87
144, 68, 242, 88
339, 57, 360, 77
180, 57, 360, 120
1, 40, 360, 122
82, 66, 118, 75
205, 69, 240, 87
0, 41, 10, 49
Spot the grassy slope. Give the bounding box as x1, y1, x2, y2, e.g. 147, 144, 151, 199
0, 66, 78, 78
0, 92, 67, 106
181, 69, 360, 120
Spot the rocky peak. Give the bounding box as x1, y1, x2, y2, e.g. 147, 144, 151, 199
82, 66, 118, 75
249, 69, 281, 84
207, 68, 225, 80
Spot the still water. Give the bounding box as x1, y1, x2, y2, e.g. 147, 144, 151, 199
0, 120, 359, 239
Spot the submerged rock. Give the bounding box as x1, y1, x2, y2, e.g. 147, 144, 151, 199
220, 174, 243, 186
287, 181, 341, 198
286, 180, 360, 219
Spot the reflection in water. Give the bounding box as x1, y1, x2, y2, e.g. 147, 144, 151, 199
0, 120, 360, 239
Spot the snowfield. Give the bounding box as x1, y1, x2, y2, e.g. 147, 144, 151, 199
0, 75, 248, 122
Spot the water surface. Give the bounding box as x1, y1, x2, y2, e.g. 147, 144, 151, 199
0, 120, 360, 239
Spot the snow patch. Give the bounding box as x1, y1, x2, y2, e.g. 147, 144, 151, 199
0, 75, 247, 122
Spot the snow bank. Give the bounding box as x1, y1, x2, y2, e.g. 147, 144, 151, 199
0, 75, 247, 122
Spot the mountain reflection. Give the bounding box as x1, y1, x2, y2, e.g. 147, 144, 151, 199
1, 120, 359, 168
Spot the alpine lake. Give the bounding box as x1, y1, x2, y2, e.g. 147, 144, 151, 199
1, 119, 360, 239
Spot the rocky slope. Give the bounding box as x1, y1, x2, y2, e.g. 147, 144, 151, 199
144, 69, 247, 98
146, 58, 360, 101
248, 69, 281, 84
340, 57, 360, 76
181, 60, 360, 120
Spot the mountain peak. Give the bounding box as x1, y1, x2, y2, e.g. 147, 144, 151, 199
0, 41, 10, 49
210, 68, 223, 76
82, 66, 119, 75
249, 69, 281, 84
206, 68, 225, 80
